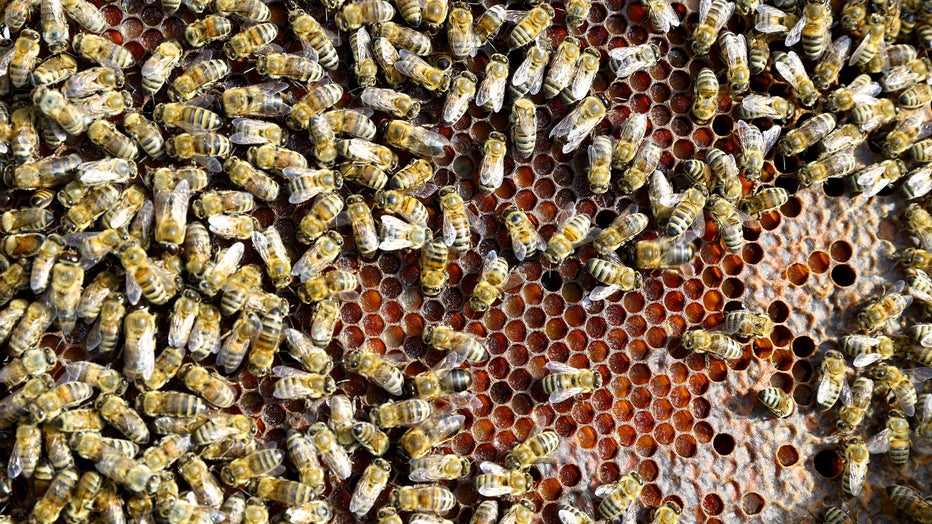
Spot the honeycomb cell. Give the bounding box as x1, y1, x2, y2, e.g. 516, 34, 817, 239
713, 433, 736, 456
722, 254, 744, 275
651, 399, 673, 421
777, 445, 800, 467
830, 240, 853, 262
781, 196, 803, 217
618, 425, 636, 447
722, 277, 745, 298
703, 493, 725, 516
772, 325, 793, 347
631, 387, 652, 409
694, 421, 714, 444
635, 434, 657, 457
613, 398, 634, 422
786, 263, 810, 286
674, 434, 697, 458
793, 384, 814, 406
831, 264, 857, 287
671, 410, 694, 433
703, 290, 724, 311
741, 493, 765, 516
742, 243, 764, 264
814, 449, 844, 478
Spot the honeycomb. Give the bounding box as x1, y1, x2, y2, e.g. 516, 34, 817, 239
0, 0, 931, 521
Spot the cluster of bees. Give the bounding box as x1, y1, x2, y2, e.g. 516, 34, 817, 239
0, 0, 929, 513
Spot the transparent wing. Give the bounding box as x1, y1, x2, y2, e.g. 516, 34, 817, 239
545, 361, 580, 373
816, 375, 838, 406
588, 285, 620, 301
649, 0, 680, 31
784, 16, 805, 46
761, 125, 782, 155
549, 387, 584, 404
742, 95, 779, 117
698, 0, 711, 22
230, 118, 275, 145
595, 482, 619, 497
853, 352, 885, 368
479, 461, 508, 475
865, 428, 891, 453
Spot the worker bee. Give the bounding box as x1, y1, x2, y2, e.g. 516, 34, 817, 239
691, 68, 719, 124
746, 31, 770, 75
139, 40, 182, 96
592, 205, 648, 256
887, 485, 932, 523
596, 473, 644, 520
178, 453, 224, 506
551, 95, 607, 154
818, 124, 866, 157
858, 281, 912, 333
226, 158, 280, 201
500, 205, 542, 261
682, 329, 741, 362
720, 309, 773, 339
447, 3, 476, 57
442, 72, 477, 125
65, 470, 104, 522
390, 485, 456, 512
154, 102, 223, 134
465, 250, 509, 312
350, 459, 391, 517
850, 13, 886, 68
476, 54, 509, 113
693, 0, 734, 55
840, 437, 869, 497
735, 121, 780, 180
62, 361, 126, 395
246, 304, 287, 378
758, 386, 795, 418
865, 410, 910, 468
665, 187, 707, 239
95, 394, 149, 443
821, 507, 852, 524
505, 431, 561, 470
350, 421, 388, 456
61, 66, 124, 99
825, 74, 881, 112
611, 113, 649, 169
292, 230, 343, 281
545, 213, 593, 264
785, 0, 831, 59
797, 149, 861, 187
379, 215, 432, 251
9, 30, 41, 88
227, 118, 286, 148
251, 227, 292, 288
835, 376, 873, 434
585, 135, 613, 194
8, 153, 80, 191
337, 138, 398, 171
32, 86, 86, 136
192, 191, 255, 219
620, 142, 662, 193
72, 33, 134, 69
779, 113, 836, 156
510, 39, 549, 99
705, 195, 742, 253
343, 195, 379, 258
478, 131, 507, 194
650, 501, 682, 524
183, 14, 232, 47
340, 162, 390, 191
30, 50, 77, 87
634, 238, 695, 269
208, 214, 260, 241
384, 120, 450, 158
224, 22, 277, 60
31, 381, 95, 423
283, 430, 325, 495
473, 462, 533, 497
288, 84, 344, 130
646, 0, 680, 32
540, 361, 602, 404
222, 82, 291, 119
871, 364, 924, 416
177, 363, 235, 408
49, 252, 83, 335
345, 348, 406, 395
337, 0, 395, 31
851, 158, 908, 197
219, 449, 285, 487
256, 52, 325, 83
811, 36, 852, 90
9, 107, 38, 163
585, 257, 644, 303
773, 50, 818, 107
507, 4, 554, 49
473, 3, 506, 46
254, 477, 319, 507
123, 308, 156, 382
419, 241, 450, 297
899, 84, 932, 109
543, 37, 581, 100
308, 298, 339, 349
370, 399, 433, 429
817, 350, 848, 409
718, 32, 749, 93
307, 422, 352, 480
31, 467, 78, 524
609, 42, 661, 79
376, 21, 432, 56
9, 423, 40, 478
885, 112, 927, 158
121, 113, 165, 159
248, 143, 307, 174
736, 94, 795, 122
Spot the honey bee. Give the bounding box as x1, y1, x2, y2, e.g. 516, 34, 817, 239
476, 54, 509, 113
539, 361, 603, 405
247, 306, 286, 377
327, 109, 377, 140
737, 94, 795, 122
504, 431, 560, 471
154, 102, 223, 134
610, 43, 661, 81
850, 13, 886, 69
249, 143, 308, 174
250, 227, 292, 288
620, 142, 662, 193
32, 467, 78, 524
784, 0, 831, 60
871, 364, 925, 416
31, 381, 95, 423
345, 348, 406, 395
834, 376, 873, 434
341, 195, 378, 258
840, 0, 867, 33
337, 138, 398, 170
899, 84, 932, 109
817, 124, 866, 158
30, 49, 77, 87
682, 329, 742, 363
95, 394, 149, 444
858, 281, 912, 333
557, 503, 593, 524
665, 187, 707, 239
651, 501, 682, 524
257, 52, 325, 83
224, 22, 278, 60
885, 112, 927, 158
478, 131, 508, 194
220, 449, 285, 487
510, 40, 549, 100
746, 31, 770, 76
349, 421, 387, 456
347, 27, 379, 88
824, 74, 880, 113
65, 471, 103, 522
865, 410, 910, 468
62, 66, 125, 98
351, 459, 391, 517
645, 0, 680, 32
608, 113, 647, 169
86, 291, 125, 354
735, 121, 780, 180
545, 213, 593, 264
385, 120, 450, 158
389, 485, 456, 512
225, 157, 280, 201
290, 9, 339, 69
887, 485, 932, 523
138, 40, 182, 96
72, 33, 134, 69
797, 149, 862, 187
779, 113, 836, 156
192, 191, 256, 219
691, 68, 720, 124
0, 299, 27, 345
634, 238, 694, 269
338, 0, 395, 31
121, 243, 180, 305
308, 114, 337, 166
9, 423, 40, 478
464, 250, 510, 312
198, 236, 245, 297
840, 437, 869, 497
704, 195, 742, 253
472, 462, 533, 498
141, 434, 191, 472
32, 86, 87, 136
718, 32, 749, 93
810, 36, 852, 90
409, 454, 470, 483
50, 252, 83, 335
288, 84, 344, 130
758, 386, 795, 418
447, 3, 476, 58
120, 113, 164, 159
772, 50, 818, 108
693, 0, 734, 54
253, 478, 319, 507
852, 158, 908, 197
184, 14, 232, 47
184, 222, 213, 277
308, 422, 353, 480
340, 162, 390, 191
8, 153, 81, 190
122, 308, 156, 382
592, 206, 646, 256
62, 361, 126, 395
379, 215, 432, 251
821, 506, 853, 524
177, 363, 235, 408
292, 230, 343, 281
817, 349, 849, 409
369, 398, 432, 429
596, 473, 644, 520
473, 4, 506, 46
377, 21, 432, 56
9, 30, 41, 88
9, 107, 37, 163
214, 0, 269, 20
222, 82, 291, 119
543, 37, 581, 100
419, 241, 450, 297
179, 453, 225, 506
581, 135, 613, 194
170, 58, 230, 101
285, 430, 325, 494
508, 4, 554, 49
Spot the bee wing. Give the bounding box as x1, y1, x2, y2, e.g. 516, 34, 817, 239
354, 27, 374, 63
409, 467, 442, 482
251, 230, 271, 264
503, 9, 528, 22
512, 48, 542, 87
272, 365, 316, 378
479, 484, 519, 497
698, 0, 711, 22
852, 352, 885, 368
193, 154, 223, 174
0, 47, 13, 79
588, 285, 620, 302
441, 211, 458, 247
650, 0, 680, 31
549, 387, 585, 404
849, 32, 876, 67
742, 95, 778, 117
125, 271, 142, 305
846, 459, 867, 496
474, 77, 498, 112
214, 242, 245, 276
230, 118, 271, 145
865, 428, 892, 453
761, 125, 782, 156
920, 393, 932, 425
784, 15, 805, 46
723, 33, 747, 68
478, 461, 506, 475
208, 215, 243, 237
571, 64, 598, 101
594, 482, 619, 497
755, 5, 788, 32
545, 361, 580, 374
774, 52, 803, 88
816, 373, 840, 407
141, 49, 178, 79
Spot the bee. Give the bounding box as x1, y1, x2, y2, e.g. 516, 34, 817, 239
30, 49, 77, 87
811, 36, 852, 90
462, 251, 511, 312
288, 84, 343, 130
8, 153, 81, 190
473, 4, 506, 46
379, 215, 432, 251
545, 213, 592, 264
62, 65, 124, 98
9, 107, 38, 163
86, 291, 125, 354
62, 361, 126, 395
307, 299, 339, 349
779, 113, 836, 156
248, 143, 307, 174
165, 132, 232, 168
797, 148, 861, 188
473, 462, 533, 497
65, 471, 104, 522
785, 0, 831, 59
416, 241, 451, 297
389, 485, 456, 512
476, 54, 509, 113
177, 363, 235, 408
349, 421, 388, 456
735, 121, 780, 180
222, 82, 291, 119
693, 0, 734, 54
214, 0, 269, 20
49, 252, 84, 335
758, 386, 795, 418
283, 430, 325, 495
851, 158, 908, 197
558, 503, 593, 524
475, 131, 509, 194
865, 410, 911, 468
120, 243, 179, 305
347, 27, 379, 88
840, 0, 867, 33
122, 308, 156, 382
32, 86, 86, 136
95, 394, 149, 444
772, 51, 818, 108
887, 485, 932, 523
821, 507, 853, 524
249, 227, 292, 289
857, 281, 912, 333
306, 114, 337, 166
543, 37, 581, 100
376, 21, 432, 56
337, 0, 395, 31
691, 67, 720, 124
850, 13, 886, 68
682, 329, 741, 362
192, 191, 255, 220
746, 31, 769, 75
224, 22, 277, 60
292, 230, 343, 281
596, 473, 644, 520
340, 162, 390, 191
141, 433, 192, 472
225, 158, 279, 201
840, 437, 869, 497
256, 52, 325, 83
390, 158, 433, 193
290, 9, 339, 69
704, 195, 742, 253
737, 94, 795, 122
620, 142, 662, 193
633, 238, 694, 269
385, 120, 450, 158
0, 299, 27, 345
651, 501, 682, 524
718, 32, 749, 93
511, 41, 550, 100
182, 222, 212, 278
505, 431, 561, 471
817, 349, 849, 409
9, 30, 41, 88
120, 114, 165, 160
646, 0, 680, 32
406, 455, 471, 484
139, 392, 209, 421
72, 33, 134, 69
138, 40, 182, 96
326, 108, 377, 139
244, 305, 286, 377
719, 309, 774, 340
254, 478, 318, 507
337, 195, 378, 259
885, 112, 927, 158
345, 348, 405, 395
178, 453, 224, 506
834, 376, 873, 434
610, 43, 661, 80
582, 135, 614, 194
593, 206, 648, 256
554, 96, 607, 154
31, 467, 79, 524
282, 329, 333, 376
824, 74, 881, 114
9, 423, 41, 478
508, 4, 554, 49
350, 459, 391, 517
31, 381, 95, 423
499, 205, 542, 261
337, 138, 398, 170
899, 84, 932, 109
370, 399, 433, 429
664, 187, 707, 239
871, 364, 921, 416
170, 58, 230, 101
306, 422, 352, 480
154, 102, 222, 134
184, 14, 232, 47
611, 113, 649, 169
219, 449, 285, 487
447, 3, 476, 58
